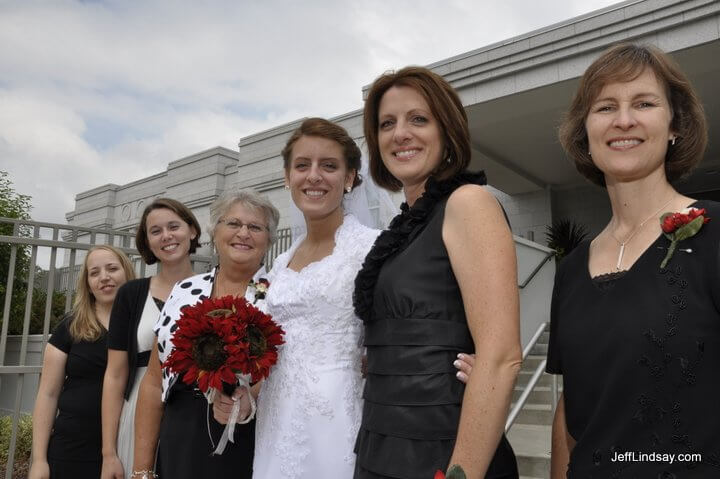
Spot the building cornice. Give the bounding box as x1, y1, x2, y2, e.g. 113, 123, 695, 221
235, 171, 285, 193
168, 146, 238, 169
362, 0, 720, 97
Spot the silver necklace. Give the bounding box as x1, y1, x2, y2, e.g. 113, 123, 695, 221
609, 197, 675, 271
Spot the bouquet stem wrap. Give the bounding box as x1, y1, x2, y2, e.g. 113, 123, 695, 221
207, 373, 255, 455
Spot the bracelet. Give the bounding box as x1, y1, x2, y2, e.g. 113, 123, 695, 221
130, 471, 158, 479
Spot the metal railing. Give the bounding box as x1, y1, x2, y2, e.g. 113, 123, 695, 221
3, 215, 557, 474
518, 250, 554, 289
505, 321, 558, 433
0, 218, 210, 477
1, 216, 296, 477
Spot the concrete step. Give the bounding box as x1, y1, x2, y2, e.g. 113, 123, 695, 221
516, 370, 561, 389
512, 385, 562, 404
529, 342, 548, 356
511, 403, 554, 425
508, 424, 551, 479
521, 355, 546, 371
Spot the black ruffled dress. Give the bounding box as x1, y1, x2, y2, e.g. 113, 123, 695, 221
353, 172, 518, 479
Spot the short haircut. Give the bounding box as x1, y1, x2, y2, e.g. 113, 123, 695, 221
281, 117, 363, 190
559, 43, 708, 187
363, 66, 471, 191
135, 198, 201, 265
207, 189, 280, 246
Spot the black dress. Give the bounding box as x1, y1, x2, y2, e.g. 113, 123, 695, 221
154, 269, 254, 479
547, 200, 720, 477
353, 172, 518, 479
46, 315, 106, 478
156, 381, 255, 478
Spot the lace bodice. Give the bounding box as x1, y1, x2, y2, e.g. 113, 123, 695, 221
255, 214, 380, 478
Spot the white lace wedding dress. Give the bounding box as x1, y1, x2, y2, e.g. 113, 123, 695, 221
253, 215, 380, 479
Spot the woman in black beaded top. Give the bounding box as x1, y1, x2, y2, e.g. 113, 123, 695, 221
353, 66, 521, 479
546, 44, 717, 477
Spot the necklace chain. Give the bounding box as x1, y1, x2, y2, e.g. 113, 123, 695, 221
609, 196, 675, 271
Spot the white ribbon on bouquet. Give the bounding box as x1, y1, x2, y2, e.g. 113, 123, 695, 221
205, 373, 256, 455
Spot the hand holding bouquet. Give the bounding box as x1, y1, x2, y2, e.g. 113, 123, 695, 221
163, 295, 284, 453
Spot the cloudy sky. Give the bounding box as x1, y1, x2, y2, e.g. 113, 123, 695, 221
1, 0, 620, 224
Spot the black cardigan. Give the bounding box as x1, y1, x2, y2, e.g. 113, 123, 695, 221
108, 277, 153, 400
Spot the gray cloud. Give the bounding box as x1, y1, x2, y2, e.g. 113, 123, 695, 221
1, 0, 620, 224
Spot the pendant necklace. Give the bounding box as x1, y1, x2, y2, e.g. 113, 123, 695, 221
609, 196, 675, 271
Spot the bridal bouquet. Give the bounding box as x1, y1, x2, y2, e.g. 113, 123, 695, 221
163, 295, 284, 453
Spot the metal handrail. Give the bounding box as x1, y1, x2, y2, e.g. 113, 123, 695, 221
518, 250, 554, 289
505, 321, 552, 432
506, 358, 547, 432
522, 321, 547, 360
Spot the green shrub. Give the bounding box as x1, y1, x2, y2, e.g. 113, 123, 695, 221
0, 414, 32, 464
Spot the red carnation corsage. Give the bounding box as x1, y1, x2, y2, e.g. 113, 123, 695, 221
659, 207, 710, 268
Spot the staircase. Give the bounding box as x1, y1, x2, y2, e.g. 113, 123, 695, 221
506, 326, 561, 479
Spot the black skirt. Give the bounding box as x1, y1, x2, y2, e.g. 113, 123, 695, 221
157, 381, 254, 478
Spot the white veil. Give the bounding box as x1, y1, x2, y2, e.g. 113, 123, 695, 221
289, 155, 399, 243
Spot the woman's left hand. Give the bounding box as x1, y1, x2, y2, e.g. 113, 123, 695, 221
100, 454, 124, 479
212, 388, 252, 424
453, 353, 475, 384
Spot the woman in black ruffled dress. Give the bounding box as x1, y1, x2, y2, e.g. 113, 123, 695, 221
353, 66, 521, 479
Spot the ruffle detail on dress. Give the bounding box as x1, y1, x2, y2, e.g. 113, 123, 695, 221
354, 428, 518, 479
354, 428, 456, 479
353, 171, 487, 322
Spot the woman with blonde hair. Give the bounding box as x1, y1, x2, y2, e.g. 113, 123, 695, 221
29, 245, 135, 479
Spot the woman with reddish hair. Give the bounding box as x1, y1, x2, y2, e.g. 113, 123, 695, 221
354, 66, 521, 478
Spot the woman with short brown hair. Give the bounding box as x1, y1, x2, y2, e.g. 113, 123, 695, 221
354, 66, 520, 478
547, 43, 717, 478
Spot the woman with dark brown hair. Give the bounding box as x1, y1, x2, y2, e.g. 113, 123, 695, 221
252, 117, 381, 479
132, 190, 279, 479
353, 66, 521, 478
546, 43, 716, 477
100, 198, 200, 479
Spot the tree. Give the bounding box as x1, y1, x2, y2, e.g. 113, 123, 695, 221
1, 171, 66, 335
1, 171, 34, 334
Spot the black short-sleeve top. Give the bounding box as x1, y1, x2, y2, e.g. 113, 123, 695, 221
46, 315, 108, 461
546, 200, 720, 477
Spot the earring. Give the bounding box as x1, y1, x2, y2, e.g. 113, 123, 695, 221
588, 151, 592, 157
671, 137, 676, 146
284, 185, 289, 190
345, 186, 352, 193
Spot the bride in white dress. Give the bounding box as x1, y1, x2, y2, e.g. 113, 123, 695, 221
252, 118, 381, 478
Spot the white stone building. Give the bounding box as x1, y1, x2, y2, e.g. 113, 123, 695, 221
67, 0, 720, 253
